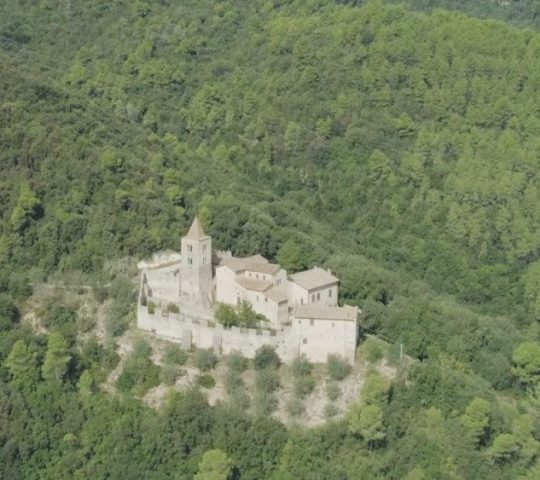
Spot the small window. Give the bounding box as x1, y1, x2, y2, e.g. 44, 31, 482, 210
332, 322, 335, 328
311, 294, 315, 302
188, 258, 192, 265
188, 245, 193, 253
265, 297, 268, 302
317, 292, 320, 301
248, 272, 251, 277
203, 244, 207, 252
329, 289, 332, 298
310, 319, 314, 326
300, 298, 304, 305
303, 338, 307, 344
256, 274, 259, 279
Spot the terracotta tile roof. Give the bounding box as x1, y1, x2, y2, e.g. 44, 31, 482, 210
294, 305, 358, 322
289, 267, 339, 291
235, 276, 273, 292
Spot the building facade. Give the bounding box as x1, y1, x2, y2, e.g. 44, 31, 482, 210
137, 217, 360, 364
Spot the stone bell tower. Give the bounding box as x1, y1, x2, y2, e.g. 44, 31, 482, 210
180, 217, 212, 308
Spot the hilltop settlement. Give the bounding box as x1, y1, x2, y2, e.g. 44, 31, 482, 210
137, 218, 360, 363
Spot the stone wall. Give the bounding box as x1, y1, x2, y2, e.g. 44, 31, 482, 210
138, 297, 357, 364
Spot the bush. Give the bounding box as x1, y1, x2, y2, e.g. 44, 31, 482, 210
167, 303, 180, 314
160, 364, 184, 386
93, 286, 109, 303
286, 397, 305, 417
215, 303, 238, 327
0, 294, 20, 332
327, 354, 352, 381
162, 343, 187, 365
196, 373, 216, 389
291, 355, 312, 378
43, 303, 77, 333
363, 337, 384, 363
194, 348, 218, 372
326, 381, 341, 401
225, 370, 244, 394
253, 345, 280, 370
132, 337, 152, 358
228, 388, 250, 411
255, 368, 280, 393
324, 403, 338, 419
105, 313, 131, 338
254, 391, 278, 416
293, 375, 315, 398
227, 351, 248, 373
117, 356, 161, 396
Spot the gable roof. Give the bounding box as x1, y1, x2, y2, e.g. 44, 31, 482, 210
289, 267, 339, 291
184, 217, 209, 241
220, 256, 281, 275
244, 254, 269, 264
235, 276, 273, 292
264, 286, 288, 304
294, 305, 358, 322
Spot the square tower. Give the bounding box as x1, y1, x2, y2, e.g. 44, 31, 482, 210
180, 217, 212, 308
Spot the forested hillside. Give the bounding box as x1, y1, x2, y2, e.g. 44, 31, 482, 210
1, 0, 540, 478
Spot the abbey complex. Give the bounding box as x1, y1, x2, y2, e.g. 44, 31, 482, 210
137, 218, 359, 363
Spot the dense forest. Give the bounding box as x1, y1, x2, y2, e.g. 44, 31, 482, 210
1, 0, 540, 478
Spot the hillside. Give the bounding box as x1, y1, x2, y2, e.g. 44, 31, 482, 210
1, 1, 540, 479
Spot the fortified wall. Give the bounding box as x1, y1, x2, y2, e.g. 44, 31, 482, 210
138, 297, 299, 362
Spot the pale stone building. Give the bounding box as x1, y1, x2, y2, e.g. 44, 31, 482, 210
137, 217, 360, 364
288, 267, 339, 307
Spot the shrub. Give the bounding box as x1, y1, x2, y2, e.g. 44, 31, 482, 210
160, 364, 184, 386
326, 381, 341, 401
0, 294, 20, 332
227, 351, 248, 373
254, 391, 278, 416
43, 304, 77, 333
237, 301, 261, 328
132, 337, 152, 358
117, 356, 160, 396
105, 312, 130, 338
215, 303, 238, 327
228, 388, 250, 411
286, 397, 305, 417
93, 286, 109, 303
293, 375, 315, 398
147, 301, 156, 314
162, 344, 187, 365
196, 373, 216, 389
291, 355, 312, 378
327, 354, 352, 381
225, 370, 244, 394
167, 303, 180, 314
253, 345, 280, 370
324, 403, 339, 419
363, 337, 384, 363
194, 348, 218, 372
255, 368, 280, 393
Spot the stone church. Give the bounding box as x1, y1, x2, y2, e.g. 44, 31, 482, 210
137, 217, 360, 363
